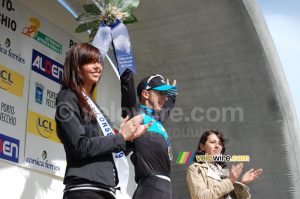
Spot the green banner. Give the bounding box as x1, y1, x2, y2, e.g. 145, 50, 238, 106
34, 32, 62, 54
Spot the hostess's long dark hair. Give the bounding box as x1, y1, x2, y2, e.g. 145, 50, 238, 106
61, 43, 103, 123
193, 129, 227, 168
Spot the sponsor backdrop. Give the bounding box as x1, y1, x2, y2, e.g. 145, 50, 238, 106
0, 0, 81, 177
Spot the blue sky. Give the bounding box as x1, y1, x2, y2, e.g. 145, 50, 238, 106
257, 0, 300, 126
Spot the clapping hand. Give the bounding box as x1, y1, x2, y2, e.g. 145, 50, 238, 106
120, 115, 154, 141
241, 168, 263, 184
229, 163, 244, 183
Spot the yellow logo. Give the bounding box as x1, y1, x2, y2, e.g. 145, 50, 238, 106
27, 110, 61, 143
21, 17, 40, 38
0, 64, 24, 98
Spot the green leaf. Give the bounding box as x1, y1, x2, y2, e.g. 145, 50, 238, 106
89, 28, 98, 42
75, 24, 89, 33
108, 0, 118, 6
123, 13, 138, 25
119, 0, 140, 12
76, 13, 102, 23
75, 21, 102, 33
83, 4, 102, 14
128, 0, 141, 12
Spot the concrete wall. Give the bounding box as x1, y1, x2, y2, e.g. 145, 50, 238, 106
126, 0, 300, 198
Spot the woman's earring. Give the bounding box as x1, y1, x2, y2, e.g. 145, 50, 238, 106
200, 149, 205, 155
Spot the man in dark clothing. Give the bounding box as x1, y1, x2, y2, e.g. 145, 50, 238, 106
120, 69, 177, 199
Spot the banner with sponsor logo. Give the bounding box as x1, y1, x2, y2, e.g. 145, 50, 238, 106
0, 0, 81, 177
24, 49, 65, 176
0, 133, 20, 164
0, 29, 31, 165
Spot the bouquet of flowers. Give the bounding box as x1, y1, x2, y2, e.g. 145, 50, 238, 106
75, 0, 140, 42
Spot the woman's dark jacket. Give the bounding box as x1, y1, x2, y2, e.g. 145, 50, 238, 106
55, 89, 126, 187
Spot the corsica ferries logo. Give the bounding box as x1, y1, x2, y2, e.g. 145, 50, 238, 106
27, 110, 61, 143
5, 38, 11, 48
0, 38, 26, 64
21, 17, 62, 54
42, 150, 47, 160
0, 64, 24, 98
26, 150, 60, 172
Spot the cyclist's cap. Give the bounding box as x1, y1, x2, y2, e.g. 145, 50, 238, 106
137, 74, 177, 97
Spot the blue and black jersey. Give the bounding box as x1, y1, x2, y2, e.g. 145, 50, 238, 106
120, 69, 176, 183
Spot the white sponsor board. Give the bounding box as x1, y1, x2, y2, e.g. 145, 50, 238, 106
0, 0, 81, 177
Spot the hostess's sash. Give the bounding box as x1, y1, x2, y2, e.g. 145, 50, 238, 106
83, 93, 129, 197
92, 20, 136, 75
